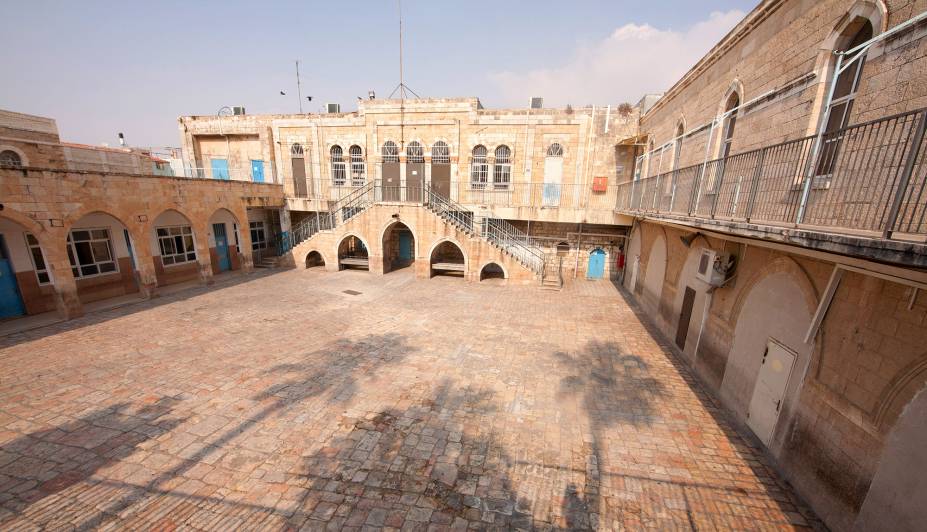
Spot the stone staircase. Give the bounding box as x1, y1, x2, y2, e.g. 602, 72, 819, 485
540, 256, 564, 290
287, 182, 547, 278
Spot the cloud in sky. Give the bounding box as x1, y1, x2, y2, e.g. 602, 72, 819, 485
488, 10, 745, 107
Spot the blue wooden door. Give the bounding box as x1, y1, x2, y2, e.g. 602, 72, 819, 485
212, 223, 231, 272
587, 248, 606, 279
251, 160, 264, 183
0, 236, 25, 318
211, 158, 230, 180
399, 232, 413, 261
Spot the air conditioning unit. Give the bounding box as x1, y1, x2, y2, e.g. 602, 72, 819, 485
529, 97, 543, 109
695, 249, 734, 286
326, 103, 341, 114
232, 106, 246, 115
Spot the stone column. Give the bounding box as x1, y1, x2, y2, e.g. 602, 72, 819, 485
44, 243, 84, 320
130, 225, 158, 299
193, 221, 214, 285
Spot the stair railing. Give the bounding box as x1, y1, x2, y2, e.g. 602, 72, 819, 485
423, 183, 475, 233
479, 217, 546, 274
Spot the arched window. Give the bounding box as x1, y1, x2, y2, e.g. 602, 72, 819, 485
546, 143, 563, 157
349, 145, 365, 186
290, 143, 304, 157
721, 92, 740, 159
382, 141, 399, 163
432, 141, 450, 164
493, 145, 511, 189
0, 150, 22, 168
407, 141, 424, 163
470, 145, 488, 188
673, 123, 685, 170
330, 145, 346, 186
817, 19, 874, 176
556, 241, 570, 256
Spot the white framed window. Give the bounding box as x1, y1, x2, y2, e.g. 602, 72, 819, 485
493, 145, 511, 189
470, 145, 488, 189
156, 225, 196, 266
331, 145, 346, 186
432, 141, 450, 164
68, 228, 118, 278
250, 221, 267, 250
349, 145, 365, 186
24, 233, 50, 284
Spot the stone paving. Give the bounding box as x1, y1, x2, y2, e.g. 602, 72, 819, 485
0, 268, 820, 530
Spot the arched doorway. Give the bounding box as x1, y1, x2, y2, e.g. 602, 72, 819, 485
208, 209, 240, 274
406, 141, 424, 202
587, 248, 606, 279
430, 240, 466, 278
0, 216, 55, 316
543, 143, 563, 207
338, 236, 369, 270
479, 262, 505, 282
68, 211, 139, 304
151, 209, 200, 286
382, 222, 415, 273
305, 251, 325, 268
382, 141, 400, 201
431, 141, 451, 198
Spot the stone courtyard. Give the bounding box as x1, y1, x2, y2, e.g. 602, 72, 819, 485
0, 269, 819, 530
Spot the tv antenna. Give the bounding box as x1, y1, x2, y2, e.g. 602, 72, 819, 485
389, 0, 420, 99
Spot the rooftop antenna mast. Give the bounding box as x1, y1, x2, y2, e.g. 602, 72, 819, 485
296, 60, 303, 113
389, 0, 420, 99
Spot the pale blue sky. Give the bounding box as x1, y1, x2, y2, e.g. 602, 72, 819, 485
0, 1, 756, 148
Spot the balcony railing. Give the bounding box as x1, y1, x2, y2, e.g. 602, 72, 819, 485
451, 181, 620, 211
616, 107, 927, 240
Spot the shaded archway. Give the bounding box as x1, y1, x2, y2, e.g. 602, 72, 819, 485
0, 216, 56, 316
151, 209, 200, 286
641, 234, 666, 316
479, 262, 506, 282
305, 250, 326, 269
337, 235, 369, 270
66, 211, 139, 304
381, 222, 415, 273
429, 240, 466, 278
208, 208, 241, 274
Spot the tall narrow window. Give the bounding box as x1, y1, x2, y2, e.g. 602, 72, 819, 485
290, 143, 308, 197
406, 141, 424, 163
349, 145, 365, 186
471, 145, 489, 189
816, 20, 873, 176
432, 141, 450, 164
721, 92, 739, 159
493, 145, 511, 189
673, 123, 684, 170
24, 233, 50, 284
67, 228, 118, 278
330, 145, 346, 186
250, 221, 267, 250
382, 141, 399, 163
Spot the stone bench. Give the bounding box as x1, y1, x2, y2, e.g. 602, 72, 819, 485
431, 262, 465, 272
340, 257, 369, 268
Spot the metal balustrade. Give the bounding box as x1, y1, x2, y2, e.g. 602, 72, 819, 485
451, 181, 620, 211
616, 107, 927, 239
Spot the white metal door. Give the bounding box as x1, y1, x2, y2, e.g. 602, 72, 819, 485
543, 157, 562, 207
747, 339, 796, 445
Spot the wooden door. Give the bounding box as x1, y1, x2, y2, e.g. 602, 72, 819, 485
383, 163, 400, 201
406, 162, 424, 202
676, 286, 695, 349
291, 158, 307, 197
431, 163, 451, 198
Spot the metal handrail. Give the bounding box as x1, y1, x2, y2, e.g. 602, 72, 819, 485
616, 106, 927, 239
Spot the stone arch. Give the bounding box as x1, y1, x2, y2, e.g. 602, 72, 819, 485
720, 258, 819, 448
671, 242, 720, 362
63, 210, 142, 303
336, 232, 370, 271
0, 145, 29, 167
428, 237, 467, 278
873, 354, 927, 430
479, 261, 507, 282
149, 208, 201, 285
623, 224, 642, 292
207, 208, 242, 273
304, 250, 327, 268
821, 1, 887, 52
380, 219, 416, 274
717, 79, 744, 118
0, 212, 61, 316
641, 232, 667, 316
0, 206, 49, 243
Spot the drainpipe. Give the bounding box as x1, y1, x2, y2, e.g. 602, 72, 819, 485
573, 223, 583, 280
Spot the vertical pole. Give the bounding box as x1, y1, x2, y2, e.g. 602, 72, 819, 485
744, 147, 766, 222
296, 60, 303, 114
798, 53, 843, 224
693, 120, 716, 215
883, 110, 927, 238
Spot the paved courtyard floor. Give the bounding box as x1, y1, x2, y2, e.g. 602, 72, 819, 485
0, 268, 820, 530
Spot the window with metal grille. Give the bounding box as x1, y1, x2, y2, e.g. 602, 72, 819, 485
493, 145, 511, 189
721, 92, 739, 159
67, 228, 118, 278
432, 141, 450, 164
156, 225, 196, 266
382, 141, 399, 163
407, 141, 424, 163
546, 143, 563, 157
471, 145, 488, 189
349, 145, 365, 186
24, 233, 50, 284
290, 143, 304, 156
331, 145, 346, 186
0, 150, 22, 168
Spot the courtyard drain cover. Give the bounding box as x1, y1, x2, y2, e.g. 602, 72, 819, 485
342, 290, 362, 296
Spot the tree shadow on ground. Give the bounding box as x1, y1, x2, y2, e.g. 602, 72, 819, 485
601, 282, 825, 530
287, 378, 536, 530
0, 397, 185, 525
554, 340, 667, 530
0, 333, 416, 530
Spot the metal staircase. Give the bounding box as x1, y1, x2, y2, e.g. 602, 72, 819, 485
288, 181, 547, 277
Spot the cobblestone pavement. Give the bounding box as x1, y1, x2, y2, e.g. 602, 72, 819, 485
0, 269, 820, 530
